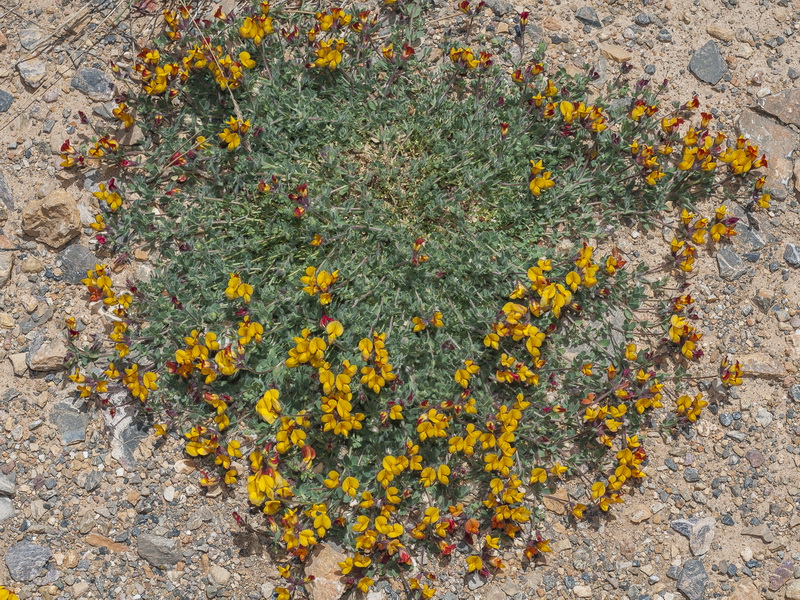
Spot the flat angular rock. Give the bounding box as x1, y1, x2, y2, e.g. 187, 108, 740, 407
21, 190, 81, 248
768, 558, 794, 591
733, 224, 767, 251
689, 41, 726, 85
677, 559, 707, 600
785, 244, 800, 268
742, 523, 774, 543
0, 497, 15, 523
483, 0, 513, 16
706, 25, 734, 42
27, 336, 68, 371
71, 68, 115, 101
758, 88, 800, 127
576, 7, 602, 27
689, 517, 715, 556
51, 401, 89, 445
17, 59, 47, 89
101, 396, 149, 470
58, 244, 97, 284
0, 472, 16, 496
737, 109, 798, 199
671, 517, 699, 538
19, 27, 45, 49
305, 543, 348, 600
137, 534, 182, 567
0, 252, 13, 288
599, 43, 632, 63
5, 540, 52, 582
0, 90, 13, 113
0, 172, 13, 210
716, 247, 747, 281
787, 580, 800, 600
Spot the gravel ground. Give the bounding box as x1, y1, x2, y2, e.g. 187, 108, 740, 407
1, 0, 800, 599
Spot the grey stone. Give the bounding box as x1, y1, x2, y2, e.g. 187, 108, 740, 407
644, 64, 656, 75
0, 172, 13, 210
137, 533, 182, 567
0, 90, 13, 113
634, 13, 652, 26
677, 559, 707, 600
572, 547, 593, 570
785, 244, 800, 267
0, 497, 14, 523
78, 470, 103, 492
789, 385, 800, 403
689, 40, 726, 85
657, 29, 672, 42
4, 540, 52, 582
734, 225, 767, 251
742, 523, 774, 543
0, 253, 13, 288
465, 571, 487, 590
16, 59, 47, 89
58, 244, 97, 284
576, 7, 602, 27
0, 472, 16, 496
71, 68, 115, 101
716, 247, 747, 281
102, 398, 149, 470
755, 407, 773, 427
757, 89, 800, 127
684, 468, 700, 483
774, 307, 790, 322
483, 0, 513, 17
737, 109, 798, 200
671, 518, 699, 538
51, 401, 89, 445
689, 517, 716, 556
18, 28, 45, 50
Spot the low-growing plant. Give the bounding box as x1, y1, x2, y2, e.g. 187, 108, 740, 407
62, 1, 766, 596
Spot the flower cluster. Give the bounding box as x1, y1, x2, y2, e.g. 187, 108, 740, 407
93, 178, 123, 212
219, 117, 251, 151
448, 47, 492, 71
300, 265, 340, 305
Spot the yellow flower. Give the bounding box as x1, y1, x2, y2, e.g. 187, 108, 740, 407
239, 51, 256, 69
529, 467, 547, 484
313, 39, 346, 69
225, 273, 253, 302
357, 577, 374, 593
323, 470, 340, 489
298, 529, 316, 547
466, 555, 483, 572
326, 320, 344, 342
591, 481, 606, 499
256, 389, 281, 424
342, 476, 359, 497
